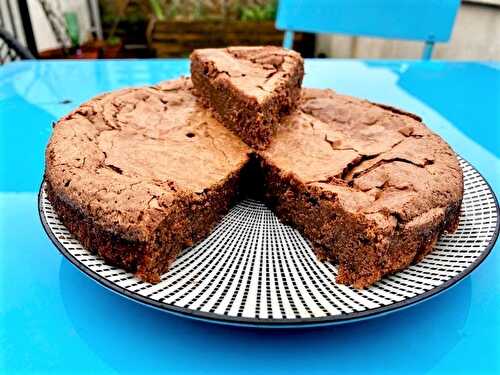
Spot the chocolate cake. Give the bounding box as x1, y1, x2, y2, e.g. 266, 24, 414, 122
45, 77, 251, 283
45, 56, 463, 288
190, 46, 304, 149
259, 89, 463, 288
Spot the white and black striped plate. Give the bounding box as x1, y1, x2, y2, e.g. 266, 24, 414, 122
39, 158, 499, 327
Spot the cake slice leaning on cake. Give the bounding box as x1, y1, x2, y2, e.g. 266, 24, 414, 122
45, 78, 251, 283
190, 46, 304, 149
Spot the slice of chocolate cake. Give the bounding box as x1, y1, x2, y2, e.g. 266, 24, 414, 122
190, 46, 304, 149
45, 78, 251, 283
259, 88, 463, 288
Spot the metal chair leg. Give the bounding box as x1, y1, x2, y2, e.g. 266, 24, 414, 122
422, 40, 435, 60
283, 31, 294, 49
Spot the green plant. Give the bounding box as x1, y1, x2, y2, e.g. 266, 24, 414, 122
100, 0, 148, 25
165, 0, 179, 19
149, 0, 166, 20
239, 0, 277, 21
64, 12, 80, 47
106, 35, 122, 46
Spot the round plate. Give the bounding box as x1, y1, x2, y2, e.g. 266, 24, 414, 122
39, 158, 499, 328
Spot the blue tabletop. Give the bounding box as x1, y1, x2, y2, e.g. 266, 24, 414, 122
0, 59, 499, 375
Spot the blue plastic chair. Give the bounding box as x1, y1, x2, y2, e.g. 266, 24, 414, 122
276, 0, 460, 59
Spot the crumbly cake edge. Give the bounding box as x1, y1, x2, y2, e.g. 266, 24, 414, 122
44, 161, 249, 283
257, 153, 463, 288
190, 51, 304, 150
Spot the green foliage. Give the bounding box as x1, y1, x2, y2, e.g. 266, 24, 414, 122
63, 12, 80, 47
99, 0, 278, 24
100, 0, 147, 25
106, 36, 122, 46
149, 0, 166, 21
239, 0, 277, 21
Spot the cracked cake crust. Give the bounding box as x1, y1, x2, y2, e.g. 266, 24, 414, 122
190, 46, 304, 149
45, 75, 463, 288
259, 88, 463, 288
45, 77, 251, 282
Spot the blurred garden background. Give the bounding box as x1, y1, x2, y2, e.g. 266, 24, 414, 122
0, 0, 499, 61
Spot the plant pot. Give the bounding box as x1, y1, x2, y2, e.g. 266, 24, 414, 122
39, 46, 100, 59
69, 47, 100, 59
102, 44, 123, 59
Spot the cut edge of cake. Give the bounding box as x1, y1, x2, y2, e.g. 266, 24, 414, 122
258, 89, 464, 288
258, 155, 462, 288
45, 166, 248, 283
44, 77, 252, 284
44, 75, 464, 289
190, 46, 304, 150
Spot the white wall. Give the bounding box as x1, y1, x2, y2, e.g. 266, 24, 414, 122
27, 0, 93, 51
315, 3, 500, 60
2, 0, 93, 52
0, 0, 27, 43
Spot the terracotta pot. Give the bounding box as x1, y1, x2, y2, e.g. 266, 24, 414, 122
69, 48, 100, 59
102, 44, 123, 59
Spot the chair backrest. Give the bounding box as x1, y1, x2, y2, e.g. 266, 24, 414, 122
276, 0, 460, 59
0, 28, 34, 64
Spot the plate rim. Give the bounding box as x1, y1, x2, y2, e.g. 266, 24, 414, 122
38, 158, 500, 328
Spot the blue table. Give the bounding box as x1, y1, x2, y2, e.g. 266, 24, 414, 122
1, 60, 499, 374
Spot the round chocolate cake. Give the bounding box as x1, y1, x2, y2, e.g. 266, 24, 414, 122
45, 47, 463, 288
